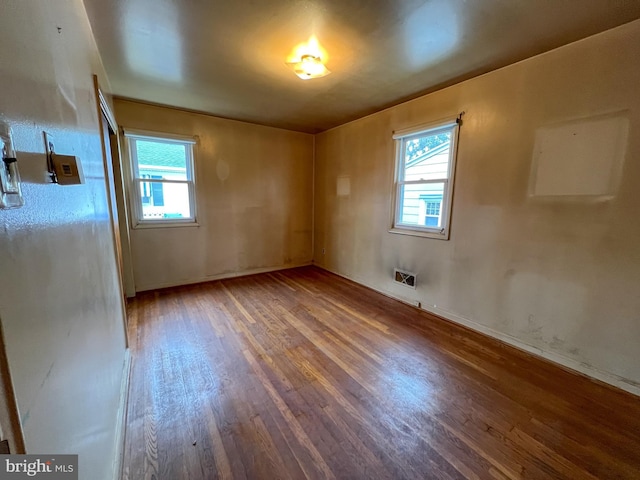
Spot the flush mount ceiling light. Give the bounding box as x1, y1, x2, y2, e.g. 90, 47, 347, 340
286, 36, 331, 80
287, 54, 330, 79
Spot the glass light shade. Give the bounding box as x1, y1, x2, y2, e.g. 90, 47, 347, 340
287, 54, 330, 80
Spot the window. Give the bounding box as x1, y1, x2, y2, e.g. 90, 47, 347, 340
125, 131, 197, 226
420, 196, 442, 227
391, 118, 460, 239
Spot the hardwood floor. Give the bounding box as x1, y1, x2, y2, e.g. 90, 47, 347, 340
123, 266, 640, 479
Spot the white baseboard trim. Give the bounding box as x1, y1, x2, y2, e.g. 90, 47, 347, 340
316, 265, 640, 397
113, 348, 131, 480
422, 304, 640, 397
135, 262, 313, 292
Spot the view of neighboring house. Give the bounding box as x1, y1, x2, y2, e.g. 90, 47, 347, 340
135, 140, 191, 219
400, 140, 450, 228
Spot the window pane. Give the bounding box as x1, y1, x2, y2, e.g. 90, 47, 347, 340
139, 181, 192, 220
404, 131, 451, 181
135, 140, 188, 180
398, 182, 445, 228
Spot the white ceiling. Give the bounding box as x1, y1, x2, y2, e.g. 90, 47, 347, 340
83, 0, 640, 133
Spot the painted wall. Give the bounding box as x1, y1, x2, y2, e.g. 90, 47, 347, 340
314, 20, 640, 393
114, 100, 314, 291
0, 1, 127, 478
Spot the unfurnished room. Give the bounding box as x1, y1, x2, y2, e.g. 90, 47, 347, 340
0, 1, 639, 479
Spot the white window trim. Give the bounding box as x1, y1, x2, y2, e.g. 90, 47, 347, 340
123, 129, 198, 228
390, 116, 460, 240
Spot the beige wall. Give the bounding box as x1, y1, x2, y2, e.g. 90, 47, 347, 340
314, 20, 640, 394
114, 100, 314, 291
0, 1, 127, 478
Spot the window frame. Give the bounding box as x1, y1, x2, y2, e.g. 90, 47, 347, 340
124, 129, 198, 228
390, 117, 460, 240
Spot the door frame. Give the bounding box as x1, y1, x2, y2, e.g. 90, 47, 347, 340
0, 320, 25, 454
93, 76, 133, 337
93, 77, 134, 480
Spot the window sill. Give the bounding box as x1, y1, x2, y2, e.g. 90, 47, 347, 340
388, 226, 449, 240
132, 221, 200, 230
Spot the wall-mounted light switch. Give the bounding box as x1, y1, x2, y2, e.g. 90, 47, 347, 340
0, 120, 24, 208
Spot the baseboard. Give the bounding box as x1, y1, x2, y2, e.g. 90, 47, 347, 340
113, 348, 131, 480
316, 265, 640, 397
135, 262, 313, 292
422, 304, 640, 397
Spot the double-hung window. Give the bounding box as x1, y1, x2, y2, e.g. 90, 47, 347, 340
125, 130, 197, 226
391, 118, 460, 239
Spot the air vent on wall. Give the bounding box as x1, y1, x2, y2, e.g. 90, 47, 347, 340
394, 269, 416, 289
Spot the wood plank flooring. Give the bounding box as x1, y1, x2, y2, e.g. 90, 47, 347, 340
123, 266, 640, 479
